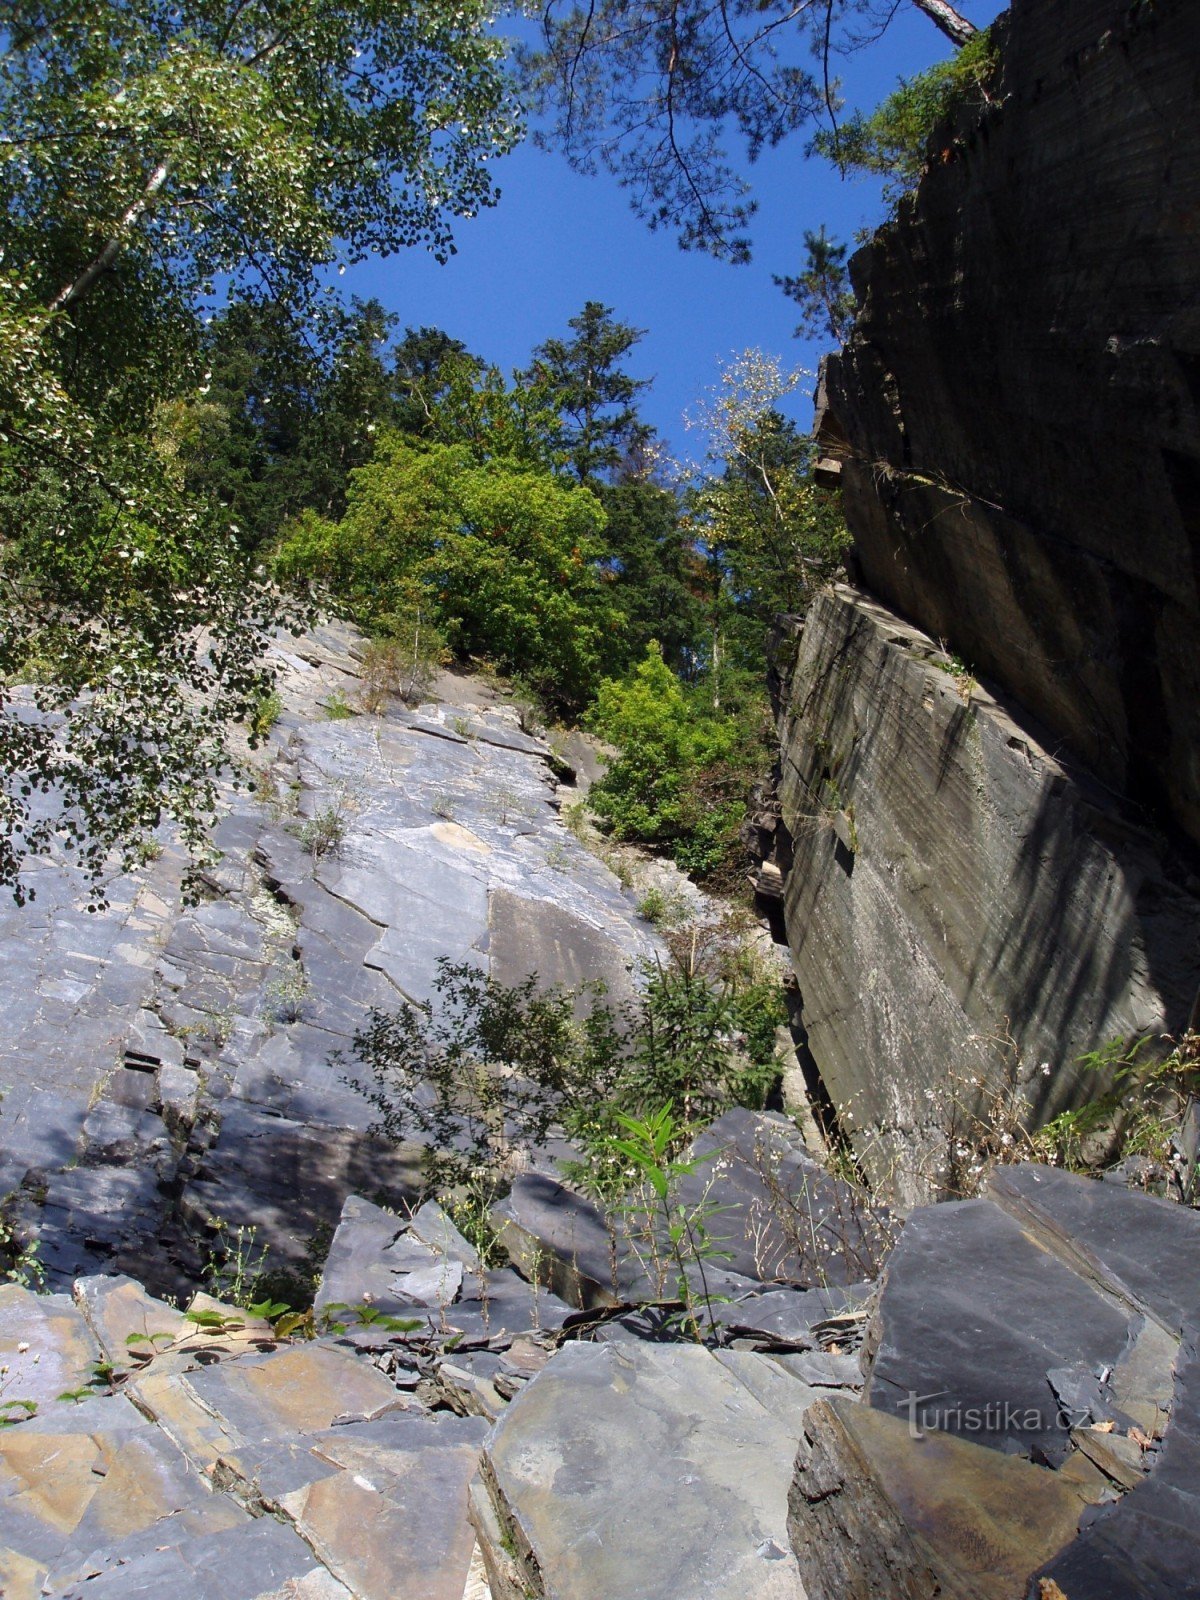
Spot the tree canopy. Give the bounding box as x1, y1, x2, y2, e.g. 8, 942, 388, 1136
0, 1, 519, 900
519, 0, 977, 262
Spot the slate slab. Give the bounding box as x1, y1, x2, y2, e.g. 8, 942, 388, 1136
987, 1162, 1200, 1334
788, 1396, 1095, 1600
476, 1341, 812, 1600
676, 1108, 893, 1288
277, 1412, 488, 1600
864, 1196, 1135, 1463
1033, 1323, 1200, 1600
492, 1172, 653, 1309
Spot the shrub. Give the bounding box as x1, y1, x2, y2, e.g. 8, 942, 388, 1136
248, 687, 283, 744
585, 643, 771, 882
358, 609, 448, 711
813, 27, 999, 205
344, 945, 786, 1209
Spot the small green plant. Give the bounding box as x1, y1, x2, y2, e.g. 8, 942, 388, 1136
609, 1106, 727, 1340
490, 786, 532, 826
450, 714, 475, 740
544, 839, 570, 872
249, 686, 283, 742
635, 886, 688, 928
562, 800, 588, 841
359, 609, 447, 710
296, 804, 348, 860
264, 959, 310, 1025
0, 1206, 45, 1289
0, 1399, 38, 1428
432, 792, 457, 821
174, 1005, 237, 1050
322, 690, 357, 721
204, 1221, 271, 1308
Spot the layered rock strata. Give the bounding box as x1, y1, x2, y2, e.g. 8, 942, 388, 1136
772, 585, 1200, 1193
820, 0, 1200, 845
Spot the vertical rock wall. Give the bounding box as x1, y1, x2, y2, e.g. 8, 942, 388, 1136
776, 586, 1199, 1198
775, 0, 1200, 1191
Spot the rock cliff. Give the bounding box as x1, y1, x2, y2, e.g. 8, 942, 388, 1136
822, 0, 1200, 845
766, 0, 1200, 1188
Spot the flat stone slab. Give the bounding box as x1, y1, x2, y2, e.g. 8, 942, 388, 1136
276, 1412, 488, 1600
493, 1172, 654, 1309
0, 1286, 99, 1416
864, 1196, 1135, 1463
476, 1341, 812, 1600
987, 1163, 1200, 1334
789, 1396, 1095, 1600
1033, 1324, 1200, 1600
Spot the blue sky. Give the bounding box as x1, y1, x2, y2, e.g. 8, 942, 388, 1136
346, 2, 1002, 455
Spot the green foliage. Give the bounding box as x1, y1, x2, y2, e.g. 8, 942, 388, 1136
1032, 1033, 1200, 1196
321, 692, 356, 722
524, 301, 652, 484
813, 28, 999, 203
597, 480, 708, 676
0, 1, 519, 900
523, 1, 981, 262
347, 941, 785, 1213
274, 438, 620, 714
608, 1106, 728, 1338
585, 644, 771, 879
345, 958, 626, 1204
774, 226, 855, 345
0, 1203, 44, 1290
358, 618, 448, 712
248, 688, 283, 743
295, 805, 348, 861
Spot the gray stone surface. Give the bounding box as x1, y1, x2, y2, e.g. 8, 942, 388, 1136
1, 618, 660, 1290
775, 586, 1200, 1197
476, 1341, 812, 1600
821, 0, 1200, 848
788, 1396, 1095, 1600
1034, 1324, 1200, 1599
679, 1108, 893, 1287
987, 1162, 1200, 1336
863, 1194, 1134, 1463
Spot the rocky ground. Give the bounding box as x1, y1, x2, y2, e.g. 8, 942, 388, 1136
0, 621, 675, 1299
2, 623, 1198, 1599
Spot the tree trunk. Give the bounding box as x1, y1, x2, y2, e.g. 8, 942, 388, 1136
911, 0, 977, 48
49, 159, 170, 312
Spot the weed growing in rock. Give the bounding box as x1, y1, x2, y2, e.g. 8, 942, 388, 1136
264, 959, 310, 1025
204, 1221, 271, 1306
635, 886, 688, 928
490, 786, 533, 826
294, 782, 359, 861
609, 1106, 729, 1340
321, 690, 357, 721
0, 1204, 44, 1290
249, 687, 283, 743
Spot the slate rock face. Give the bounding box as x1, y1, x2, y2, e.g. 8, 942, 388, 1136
821, 0, 1200, 847
790, 1168, 1199, 1600
987, 1162, 1200, 1335
788, 1397, 1094, 1600
863, 1195, 1135, 1464
474, 1341, 814, 1600
0, 1265, 490, 1600
0, 620, 661, 1292
775, 586, 1200, 1196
